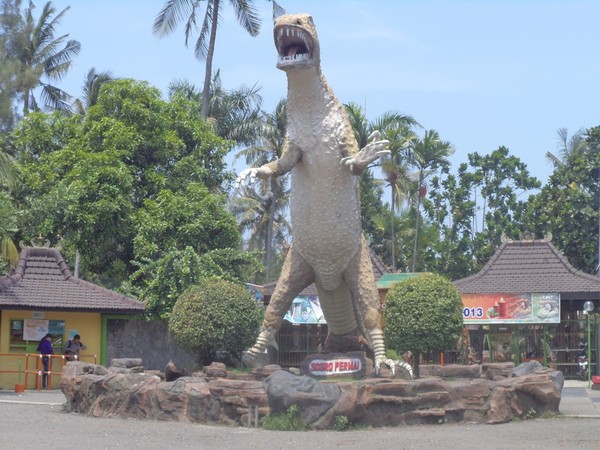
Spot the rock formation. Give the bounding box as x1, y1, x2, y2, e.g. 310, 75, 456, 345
61, 359, 562, 428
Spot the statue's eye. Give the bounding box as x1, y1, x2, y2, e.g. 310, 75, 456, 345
296, 18, 302, 25
307, 16, 314, 26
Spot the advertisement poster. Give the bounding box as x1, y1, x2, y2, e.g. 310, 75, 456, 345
23, 319, 48, 341
23, 319, 66, 341
284, 296, 326, 324
462, 293, 560, 324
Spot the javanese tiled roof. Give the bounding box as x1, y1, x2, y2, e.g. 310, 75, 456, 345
261, 247, 389, 296
453, 237, 600, 300
0, 247, 145, 314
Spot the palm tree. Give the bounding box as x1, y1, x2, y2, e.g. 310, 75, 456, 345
10, 1, 80, 114
231, 99, 290, 281
410, 129, 454, 272
72, 67, 114, 115
371, 111, 419, 271
346, 103, 421, 271
545, 127, 587, 168
168, 71, 263, 146
153, 0, 261, 120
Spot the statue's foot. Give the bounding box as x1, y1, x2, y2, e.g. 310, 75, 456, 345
243, 327, 278, 368
374, 357, 413, 379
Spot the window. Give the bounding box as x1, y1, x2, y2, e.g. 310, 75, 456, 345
9, 319, 26, 351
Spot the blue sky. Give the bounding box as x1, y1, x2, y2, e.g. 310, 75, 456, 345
50, 0, 600, 186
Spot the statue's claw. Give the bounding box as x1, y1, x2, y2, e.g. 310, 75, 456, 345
341, 129, 390, 172
375, 357, 397, 376
235, 166, 273, 187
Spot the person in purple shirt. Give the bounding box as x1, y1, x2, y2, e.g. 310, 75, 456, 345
36, 333, 53, 389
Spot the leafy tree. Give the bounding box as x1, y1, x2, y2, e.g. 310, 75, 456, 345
9, 79, 239, 288
423, 146, 540, 278
153, 0, 261, 119
169, 278, 261, 365
5, 0, 80, 114
523, 125, 599, 273
466, 147, 540, 265
125, 246, 260, 319
384, 273, 463, 378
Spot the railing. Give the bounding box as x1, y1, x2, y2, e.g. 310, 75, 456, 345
0, 352, 97, 390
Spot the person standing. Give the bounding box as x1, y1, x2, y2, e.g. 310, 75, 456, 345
64, 334, 87, 361
36, 333, 53, 389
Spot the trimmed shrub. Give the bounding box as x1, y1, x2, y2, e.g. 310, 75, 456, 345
169, 278, 260, 365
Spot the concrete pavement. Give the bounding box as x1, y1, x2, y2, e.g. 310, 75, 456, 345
560, 379, 600, 418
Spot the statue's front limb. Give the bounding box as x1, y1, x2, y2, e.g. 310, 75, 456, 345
340, 130, 390, 174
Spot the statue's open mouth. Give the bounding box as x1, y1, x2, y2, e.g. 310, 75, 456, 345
275, 25, 313, 66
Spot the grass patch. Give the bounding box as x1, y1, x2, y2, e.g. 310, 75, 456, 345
261, 404, 306, 431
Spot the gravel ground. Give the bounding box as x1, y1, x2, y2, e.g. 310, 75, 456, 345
3, 401, 600, 450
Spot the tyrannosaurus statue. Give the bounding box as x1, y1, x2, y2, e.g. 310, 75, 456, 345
238, 13, 410, 376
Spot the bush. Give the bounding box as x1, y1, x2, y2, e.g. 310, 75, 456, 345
169, 278, 261, 365
384, 273, 464, 377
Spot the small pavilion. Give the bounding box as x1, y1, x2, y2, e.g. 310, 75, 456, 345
0, 246, 144, 389
453, 234, 599, 377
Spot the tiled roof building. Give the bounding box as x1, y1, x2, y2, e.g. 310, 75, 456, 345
453, 235, 600, 301
0, 247, 145, 314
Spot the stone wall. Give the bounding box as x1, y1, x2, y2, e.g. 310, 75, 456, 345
106, 318, 197, 371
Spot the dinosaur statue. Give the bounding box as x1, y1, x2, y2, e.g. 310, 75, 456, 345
238, 13, 411, 376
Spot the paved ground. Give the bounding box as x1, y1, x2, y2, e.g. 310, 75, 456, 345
1, 380, 599, 449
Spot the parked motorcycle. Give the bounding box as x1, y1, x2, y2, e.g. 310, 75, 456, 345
578, 343, 589, 380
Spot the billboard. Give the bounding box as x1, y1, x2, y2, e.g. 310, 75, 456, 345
284, 296, 326, 324
462, 293, 560, 324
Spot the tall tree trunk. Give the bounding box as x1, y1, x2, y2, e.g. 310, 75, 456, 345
391, 187, 396, 272
265, 183, 276, 282
201, 0, 220, 119
411, 173, 423, 273
411, 189, 422, 272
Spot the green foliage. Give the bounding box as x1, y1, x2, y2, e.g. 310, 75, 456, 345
168, 278, 261, 365
333, 415, 349, 431
523, 126, 599, 274
384, 273, 463, 376
261, 404, 306, 431
7, 79, 241, 288
126, 246, 261, 319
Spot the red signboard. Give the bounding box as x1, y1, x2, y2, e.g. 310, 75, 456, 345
462, 293, 560, 324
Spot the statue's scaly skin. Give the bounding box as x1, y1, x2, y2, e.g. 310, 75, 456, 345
240, 14, 398, 372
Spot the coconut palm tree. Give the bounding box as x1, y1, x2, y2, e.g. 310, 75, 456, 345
346, 103, 421, 270
231, 99, 290, 281
410, 129, 454, 272
72, 67, 114, 115
9, 1, 80, 114
545, 127, 587, 168
371, 111, 419, 271
168, 71, 263, 146
153, 0, 261, 119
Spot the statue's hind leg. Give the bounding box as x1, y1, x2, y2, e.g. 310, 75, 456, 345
343, 236, 412, 377
245, 243, 314, 364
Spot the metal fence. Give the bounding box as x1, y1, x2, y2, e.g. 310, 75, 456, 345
275, 318, 598, 379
